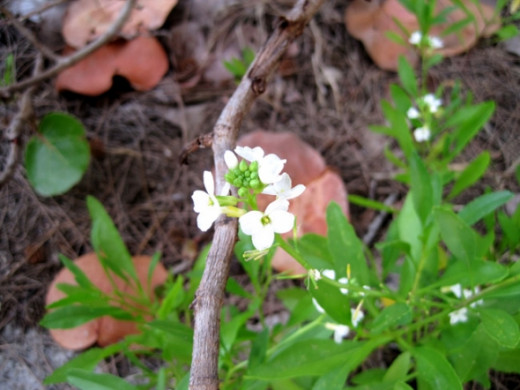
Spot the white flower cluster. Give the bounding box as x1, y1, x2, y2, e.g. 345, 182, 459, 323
409, 31, 443, 50
407, 93, 443, 142
444, 284, 484, 325
192, 146, 306, 252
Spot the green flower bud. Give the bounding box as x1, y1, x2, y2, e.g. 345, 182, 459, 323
244, 170, 251, 177
249, 160, 258, 171
250, 179, 260, 189
233, 178, 242, 187
225, 172, 235, 183
250, 171, 258, 180
239, 160, 248, 172
238, 187, 249, 198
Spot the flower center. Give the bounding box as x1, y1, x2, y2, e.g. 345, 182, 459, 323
261, 215, 271, 225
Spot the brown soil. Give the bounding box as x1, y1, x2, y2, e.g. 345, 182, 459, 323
1, 0, 519, 388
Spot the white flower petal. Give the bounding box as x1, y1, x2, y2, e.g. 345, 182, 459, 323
235, 146, 264, 162
407, 107, 420, 119
251, 224, 275, 250
192, 190, 210, 213
448, 284, 463, 298
269, 210, 295, 234
351, 308, 364, 327
203, 171, 215, 195
413, 126, 431, 142
429, 36, 443, 49
265, 199, 289, 214
258, 154, 286, 184
449, 308, 468, 325
333, 324, 350, 344
224, 150, 238, 169
312, 298, 325, 313
322, 269, 336, 279
409, 31, 422, 45
220, 182, 231, 196
196, 205, 221, 231
239, 211, 264, 235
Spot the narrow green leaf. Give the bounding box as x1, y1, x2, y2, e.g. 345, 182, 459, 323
348, 195, 397, 213
383, 352, 411, 383
327, 202, 370, 285
87, 196, 137, 283
67, 369, 139, 390
409, 152, 433, 225
448, 151, 491, 199
414, 346, 462, 390
459, 191, 514, 225
492, 348, 520, 373
44, 345, 123, 384
496, 24, 519, 40
297, 233, 334, 270
248, 328, 269, 370
397, 56, 417, 97
440, 259, 508, 287
25, 112, 90, 196
58, 254, 95, 289
480, 308, 520, 348
40, 305, 133, 329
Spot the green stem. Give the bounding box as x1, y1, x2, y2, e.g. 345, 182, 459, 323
275, 235, 311, 270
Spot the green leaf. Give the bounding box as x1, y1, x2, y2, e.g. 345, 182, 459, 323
25, 112, 90, 196
385, 31, 407, 46
40, 305, 133, 329
248, 328, 269, 370
459, 191, 514, 225
492, 348, 520, 373
348, 195, 397, 213
311, 278, 351, 324
496, 24, 519, 40
480, 308, 520, 348
413, 346, 462, 390
370, 303, 412, 334
383, 351, 411, 383
445, 102, 495, 162
327, 202, 370, 285
87, 196, 137, 283
58, 254, 95, 290
409, 152, 433, 225
439, 260, 508, 287
156, 275, 186, 319
44, 345, 123, 384
297, 233, 334, 270
248, 339, 385, 380
397, 192, 422, 261
390, 84, 412, 113
397, 56, 417, 97
448, 151, 491, 199
66, 369, 139, 390
434, 207, 477, 266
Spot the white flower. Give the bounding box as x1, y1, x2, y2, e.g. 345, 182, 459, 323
192, 171, 222, 231
447, 284, 463, 298
338, 277, 349, 295
422, 94, 442, 113
449, 308, 468, 325
234, 146, 286, 184
239, 199, 294, 250
407, 106, 420, 119
309, 269, 322, 281
413, 126, 431, 142
224, 150, 238, 169
263, 173, 305, 200
321, 269, 349, 295
429, 36, 444, 49
326, 323, 351, 344
409, 31, 422, 45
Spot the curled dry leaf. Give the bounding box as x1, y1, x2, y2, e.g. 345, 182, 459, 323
63, 0, 179, 48
55, 36, 169, 96
345, 0, 500, 71
45, 253, 168, 350
238, 131, 349, 275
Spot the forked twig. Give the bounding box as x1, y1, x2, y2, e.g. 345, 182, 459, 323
189, 1, 326, 388
0, 0, 137, 99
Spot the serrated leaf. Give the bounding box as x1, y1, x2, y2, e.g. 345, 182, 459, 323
25, 112, 90, 196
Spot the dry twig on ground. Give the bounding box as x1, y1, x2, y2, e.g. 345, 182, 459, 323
189, 1, 326, 388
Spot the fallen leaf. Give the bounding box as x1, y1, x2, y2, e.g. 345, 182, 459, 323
46, 253, 168, 350
55, 36, 169, 95
62, 0, 179, 48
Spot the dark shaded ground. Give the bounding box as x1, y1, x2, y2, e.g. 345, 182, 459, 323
1, 0, 519, 388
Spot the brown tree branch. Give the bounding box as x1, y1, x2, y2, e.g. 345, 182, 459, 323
189, 1, 326, 388
0, 0, 137, 99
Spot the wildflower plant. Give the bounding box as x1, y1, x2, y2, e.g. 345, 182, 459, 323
40, 1, 520, 389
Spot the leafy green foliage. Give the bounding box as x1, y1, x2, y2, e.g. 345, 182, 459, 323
25, 112, 90, 196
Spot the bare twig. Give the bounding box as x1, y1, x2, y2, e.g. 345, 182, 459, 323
362, 193, 399, 246
189, 1, 326, 389
0, 54, 42, 187
0, 0, 137, 99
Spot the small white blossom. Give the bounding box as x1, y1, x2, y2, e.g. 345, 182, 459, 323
224, 150, 238, 169
263, 173, 306, 200
447, 284, 463, 298
338, 277, 349, 295
409, 31, 422, 45
322, 269, 336, 280
449, 307, 468, 325
239, 199, 294, 250
234, 146, 286, 184
192, 171, 222, 231
351, 307, 365, 327
326, 323, 351, 344
309, 269, 322, 281
422, 94, 442, 113
407, 106, 420, 119
414, 126, 431, 142
429, 36, 444, 49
